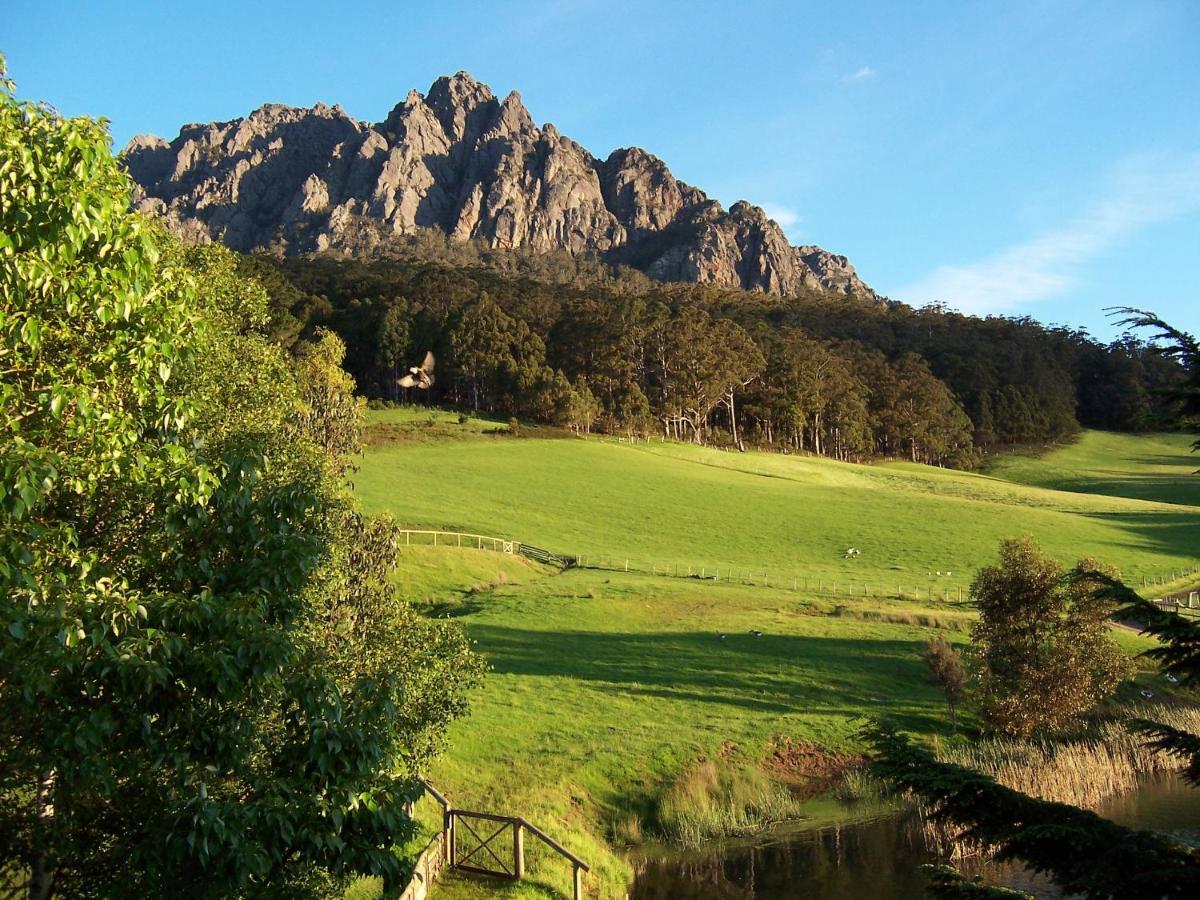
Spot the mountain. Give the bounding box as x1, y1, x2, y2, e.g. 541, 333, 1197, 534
124, 72, 875, 299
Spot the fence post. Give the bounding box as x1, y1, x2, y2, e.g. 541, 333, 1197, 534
514, 822, 525, 879
573, 864, 583, 900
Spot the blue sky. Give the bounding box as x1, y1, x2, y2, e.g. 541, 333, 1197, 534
7, 0, 1199, 339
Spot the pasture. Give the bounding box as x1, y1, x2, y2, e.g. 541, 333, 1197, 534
350, 421, 1196, 898
986, 430, 1200, 508
357, 422, 1200, 596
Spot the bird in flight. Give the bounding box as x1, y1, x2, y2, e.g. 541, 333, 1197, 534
398, 351, 435, 389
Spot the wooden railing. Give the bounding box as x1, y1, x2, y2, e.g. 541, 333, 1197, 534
398, 529, 517, 554
397, 530, 576, 568
418, 780, 589, 899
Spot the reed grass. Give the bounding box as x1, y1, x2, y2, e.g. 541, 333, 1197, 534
656, 760, 811, 848
921, 704, 1200, 858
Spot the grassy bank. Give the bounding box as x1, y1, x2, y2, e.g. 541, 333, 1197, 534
356, 547, 1164, 898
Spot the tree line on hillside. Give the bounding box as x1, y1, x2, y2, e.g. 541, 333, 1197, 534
238, 242, 1184, 468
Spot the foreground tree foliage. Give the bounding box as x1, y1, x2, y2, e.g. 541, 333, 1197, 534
0, 63, 481, 896
921, 865, 1032, 899
970, 536, 1131, 737
864, 724, 1200, 899
1097, 309, 1200, 785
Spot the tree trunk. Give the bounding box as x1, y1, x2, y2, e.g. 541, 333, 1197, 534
726, 389, 739, 448
31, 769, 56, 900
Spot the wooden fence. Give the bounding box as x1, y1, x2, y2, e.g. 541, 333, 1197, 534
396, 530, 576, 569
1154, 592, 1200, 619
396, 831, 446, 900
575, 554, 977, 603
398, 529, 517, 555
403, 781, 590, 900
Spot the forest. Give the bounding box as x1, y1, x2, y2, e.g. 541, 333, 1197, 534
240, 239, 1185, 468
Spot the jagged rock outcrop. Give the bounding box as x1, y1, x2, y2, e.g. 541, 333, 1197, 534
125, 72, 875, 299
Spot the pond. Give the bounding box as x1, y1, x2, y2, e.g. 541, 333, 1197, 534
629, 774, 1200, 899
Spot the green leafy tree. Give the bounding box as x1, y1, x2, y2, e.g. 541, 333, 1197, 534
921, 638, 967, 731
564, 376, 603, 434
0, 65, 480, 897
374, 299, 411, 400
710, 319, 764, 448
970, 536, 1131, 737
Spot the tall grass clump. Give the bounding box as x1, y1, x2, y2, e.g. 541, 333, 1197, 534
656, 761, 808, 847
921, 704, 1200, 858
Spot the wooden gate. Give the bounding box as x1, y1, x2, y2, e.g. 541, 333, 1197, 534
451, 810, 523, 879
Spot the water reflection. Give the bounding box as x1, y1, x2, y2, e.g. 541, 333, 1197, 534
630, 775, 1200, 899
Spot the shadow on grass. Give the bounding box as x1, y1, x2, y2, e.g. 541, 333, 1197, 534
421, 597, 487, 618
1079, 509, 1200, 561
470, 624, 944, 734
1056, 472, 1200, 508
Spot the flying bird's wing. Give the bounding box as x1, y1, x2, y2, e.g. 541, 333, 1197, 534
421, 351, 435, 375
397, 374, 418, 388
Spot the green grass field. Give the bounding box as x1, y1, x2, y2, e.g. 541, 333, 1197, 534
986, 431, 1200, 508
391, 556, 990, 897
346, 420, 1198, 898
358, 421, 1200, 596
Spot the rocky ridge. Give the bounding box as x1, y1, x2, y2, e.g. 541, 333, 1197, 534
125, 72, 875, 298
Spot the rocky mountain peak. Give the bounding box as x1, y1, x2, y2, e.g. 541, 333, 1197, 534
124, 71, 876, 299
424, 71, 497, 142
494, 91, 535, 137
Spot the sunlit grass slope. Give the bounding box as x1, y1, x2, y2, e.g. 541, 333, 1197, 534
399, 553, 981, 896
349, 420, 1195, 897
357, 424, 1200, 595
377, 548, 1162, 900
986, 430, 1200, 508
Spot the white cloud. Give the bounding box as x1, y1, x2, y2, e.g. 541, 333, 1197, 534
761, 203, 801, 229
844, 66, 875, 82
897, 151, 1200, 315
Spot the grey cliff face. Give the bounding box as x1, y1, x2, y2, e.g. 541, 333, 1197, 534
124, 71, 875, 299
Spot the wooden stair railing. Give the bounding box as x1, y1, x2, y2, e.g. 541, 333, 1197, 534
420, 780, 590, 899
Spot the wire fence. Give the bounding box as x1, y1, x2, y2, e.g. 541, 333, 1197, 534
574, 555, 974, 603
397, 530, 1200, 607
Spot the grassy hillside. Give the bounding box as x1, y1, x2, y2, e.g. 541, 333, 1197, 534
348, 419, 1196, 898
358, 421, 1200, 595
986, 431, 1200, 508
414, 560, 981, 896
